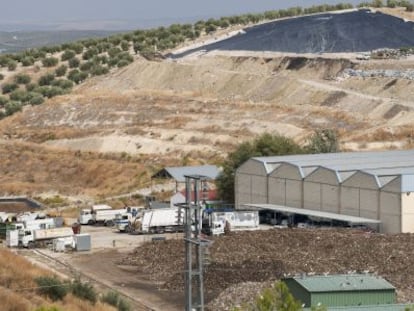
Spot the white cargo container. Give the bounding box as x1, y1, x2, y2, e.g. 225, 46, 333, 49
212, 211, 259, 229
202, 210, 259, 235
16, 212, 46, 222
6, 230, 19, 247
24, 218, 55, 230
53, 236, 74, 252
74, 233, 91, 251
93, 208, 127, 226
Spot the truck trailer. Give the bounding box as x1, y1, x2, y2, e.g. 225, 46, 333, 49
129, 207, 183, 234
18, 227, 74, 248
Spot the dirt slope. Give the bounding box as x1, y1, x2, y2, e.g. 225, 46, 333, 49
1, 11, 414, 197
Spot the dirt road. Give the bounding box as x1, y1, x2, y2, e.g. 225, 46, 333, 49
18, 225, 185, 311
69, 249, 184, 311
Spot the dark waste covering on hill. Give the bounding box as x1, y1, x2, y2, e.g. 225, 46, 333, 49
172, 10, 414, 57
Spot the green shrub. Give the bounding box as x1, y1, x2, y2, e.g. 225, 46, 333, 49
26, 48, 46, 59
82, 47, 99, 60
7, 60, 17, 71
108, 56, 119, 67
118, 298, 131, 311
97, 42, 113, 53
101, 291, 119, 307
42, 57, 59, 67
9, 89, 32, 102
35, 276, 68, 301
38, 73, 55, 86
118, 52, 134, 62
34, 86, 65, 98
29, 93, 45, 105
120, 40, 130, 51
62, 42, 84, 54
68, 57, 80, 68
2, 82, 18, 94
101, 291, 130, 311
55, 64, 68, 77
14, 73, 31, 84
41, 45, 61, 54
67, 69, 88, 84
0, 96, 8, 106
35, 307, 61, 311
0, 73, 4, 80
90, 65, 109, 76
21, 56, 35, 66
26, 83, 37, 91
108, 47, 122, 58
5, 100, 23, 116
70, 279, 97, 304
117, 59, 131, 67
0, 55, 11, 67
61, 49, 76, 61
52, 79, 74, 89
80, 61, 94, 72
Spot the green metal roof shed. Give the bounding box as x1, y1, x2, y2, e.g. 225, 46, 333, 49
283, 274, 396, 308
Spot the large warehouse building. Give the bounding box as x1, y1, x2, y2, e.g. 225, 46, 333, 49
235, 149, 414, 233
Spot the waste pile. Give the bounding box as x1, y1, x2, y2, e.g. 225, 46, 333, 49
121, 228, 414, 309
340, 68, 414, 80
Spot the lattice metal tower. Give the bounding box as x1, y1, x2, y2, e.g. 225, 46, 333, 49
182, 174, 208, 311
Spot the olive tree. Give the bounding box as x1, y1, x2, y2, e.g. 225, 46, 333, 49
216, 133, 304, 203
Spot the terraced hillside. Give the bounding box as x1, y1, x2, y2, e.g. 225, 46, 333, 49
0, 8, 414, 198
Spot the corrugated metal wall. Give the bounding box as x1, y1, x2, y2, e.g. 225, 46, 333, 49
235, 158, 409, 233
311, 290, 395, 307
269, 163, 303, 208
235, 159, 267, 207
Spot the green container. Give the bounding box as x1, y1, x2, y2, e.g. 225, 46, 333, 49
0, 223, 16, 238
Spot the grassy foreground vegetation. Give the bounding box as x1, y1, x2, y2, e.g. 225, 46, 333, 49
0, 248, 123, 311
0, 1, 412, 119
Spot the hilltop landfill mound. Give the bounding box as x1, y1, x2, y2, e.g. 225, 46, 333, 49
172, 10, 414, 57
0, 9, 414, 196
121, 228, 414, 310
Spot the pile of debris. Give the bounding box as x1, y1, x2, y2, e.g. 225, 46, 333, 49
340, 68, 414, 80
121, 228, 414, 309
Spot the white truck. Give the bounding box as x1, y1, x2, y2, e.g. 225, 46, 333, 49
18, 227, 74, 248
114, 207, 143, 232
79, 204, 125, 225
129, 207, 183, 234
202, 210, 259, 235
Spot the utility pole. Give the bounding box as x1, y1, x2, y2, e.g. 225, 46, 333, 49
182, 174, 207, 311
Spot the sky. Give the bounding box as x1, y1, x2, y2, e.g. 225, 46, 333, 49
0, 0, 363, 30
